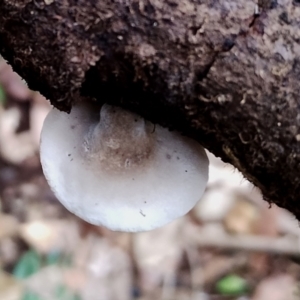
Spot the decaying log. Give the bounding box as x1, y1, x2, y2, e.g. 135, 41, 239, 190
1, 0, 300, 219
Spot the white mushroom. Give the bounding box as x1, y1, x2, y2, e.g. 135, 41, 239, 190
40, 102, 209, 232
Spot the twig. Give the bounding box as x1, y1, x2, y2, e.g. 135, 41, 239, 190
187, 227, 300, 256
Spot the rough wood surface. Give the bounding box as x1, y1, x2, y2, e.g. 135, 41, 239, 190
1, 0, 300, 219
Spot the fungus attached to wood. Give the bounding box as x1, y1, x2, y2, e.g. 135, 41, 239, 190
40, 102, 209, 232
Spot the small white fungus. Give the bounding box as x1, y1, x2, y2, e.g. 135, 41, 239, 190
40, 102, 209, 232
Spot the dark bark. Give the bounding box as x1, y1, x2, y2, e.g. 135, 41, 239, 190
1, 0, 300, 219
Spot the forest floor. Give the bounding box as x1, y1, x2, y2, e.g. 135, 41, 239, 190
0, 57, 300, 300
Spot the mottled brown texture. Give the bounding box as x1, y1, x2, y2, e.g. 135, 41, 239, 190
1, 0, 300, 219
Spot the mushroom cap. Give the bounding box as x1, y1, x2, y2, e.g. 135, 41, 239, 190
40, 103, 208, 232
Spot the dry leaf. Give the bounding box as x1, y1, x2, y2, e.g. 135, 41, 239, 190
20, 219, 81, 254
252, 274, 297, 300
224, 199, 260, 235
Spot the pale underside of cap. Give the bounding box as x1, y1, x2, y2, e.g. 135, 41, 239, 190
40, 103, 208, 232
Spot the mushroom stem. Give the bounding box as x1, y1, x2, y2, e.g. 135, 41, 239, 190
83, 104, 155, 171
